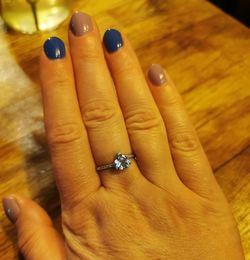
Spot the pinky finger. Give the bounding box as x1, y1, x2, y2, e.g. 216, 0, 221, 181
147, 64, 222, 199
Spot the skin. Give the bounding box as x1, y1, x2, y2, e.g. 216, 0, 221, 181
2, 14, 245, 259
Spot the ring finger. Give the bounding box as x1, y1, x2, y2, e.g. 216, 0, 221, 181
103, 30, 180, 191
68, 12, 142, 188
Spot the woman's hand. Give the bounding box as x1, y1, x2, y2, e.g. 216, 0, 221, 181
2, 12, 244, 259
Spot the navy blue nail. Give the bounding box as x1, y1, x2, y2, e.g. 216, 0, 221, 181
103, 29, 123, 53
44, 37, 65, 60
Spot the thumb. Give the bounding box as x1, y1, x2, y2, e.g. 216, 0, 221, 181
2, 195, 66, 260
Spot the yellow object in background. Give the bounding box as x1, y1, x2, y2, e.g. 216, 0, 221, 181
1, 0, 71, 34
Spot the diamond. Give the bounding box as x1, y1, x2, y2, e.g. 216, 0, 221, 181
114, 153, 131, 171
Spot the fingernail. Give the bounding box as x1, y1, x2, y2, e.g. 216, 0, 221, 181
44, 37, 65, 60
2, 196, 20, 223
148, 64, 167, 86
70, 11, 93, 36
103, 29, 123, 53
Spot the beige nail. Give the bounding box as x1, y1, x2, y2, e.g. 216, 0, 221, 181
148, 64, 167, 86
2, 196, 20, 223
70, 11, 93, 36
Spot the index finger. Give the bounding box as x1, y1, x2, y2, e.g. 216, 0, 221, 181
40, 37, 100, 208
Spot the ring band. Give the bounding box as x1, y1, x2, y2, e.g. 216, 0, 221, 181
96, 153, 136, 172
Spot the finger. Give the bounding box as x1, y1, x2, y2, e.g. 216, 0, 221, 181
69, 12, 142, 189
2, 195, 66, 260
40, 37, 100, 207
103, 30, 180, 191
147, 64, 221, 197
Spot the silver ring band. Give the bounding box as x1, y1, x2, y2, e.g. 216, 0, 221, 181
96, 153, 136, 172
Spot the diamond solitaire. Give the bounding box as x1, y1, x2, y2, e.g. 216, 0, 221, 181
114, 153, 131, 170
96, 153, 135, 172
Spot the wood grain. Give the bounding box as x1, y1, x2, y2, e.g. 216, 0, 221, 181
0, 0, 249, 259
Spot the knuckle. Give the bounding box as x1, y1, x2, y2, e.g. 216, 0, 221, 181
78, 49, 102, 63
81, 100, 119, 128
75, 38, 103, 62
45, 67, 72, 88
160, 93, 183, 110
169, 130, 199, 152
48, 122, 84, 146
112, 53, 138, 77
114, 65, 137, 78
18, 230, 37, 258
125, 105, 163, 132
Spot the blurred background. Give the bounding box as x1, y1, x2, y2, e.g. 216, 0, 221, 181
209, 0, 250, 27
0, 0, 71, 34
0, 0, 249, 35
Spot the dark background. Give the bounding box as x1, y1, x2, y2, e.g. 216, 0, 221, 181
209, 0, 250, 27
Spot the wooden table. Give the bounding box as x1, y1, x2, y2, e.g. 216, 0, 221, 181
0, 0, 249, 259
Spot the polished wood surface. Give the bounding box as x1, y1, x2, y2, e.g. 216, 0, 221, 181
0, 0, 249, 259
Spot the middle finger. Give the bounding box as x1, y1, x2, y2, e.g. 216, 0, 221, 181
68, 12, 142, 188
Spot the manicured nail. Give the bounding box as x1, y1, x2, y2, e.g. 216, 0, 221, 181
70, 11, 93, 36
103, 29, 123, 53
148, 64, 167, 86
2, 196, 20, 223
44, 37, 65, 60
